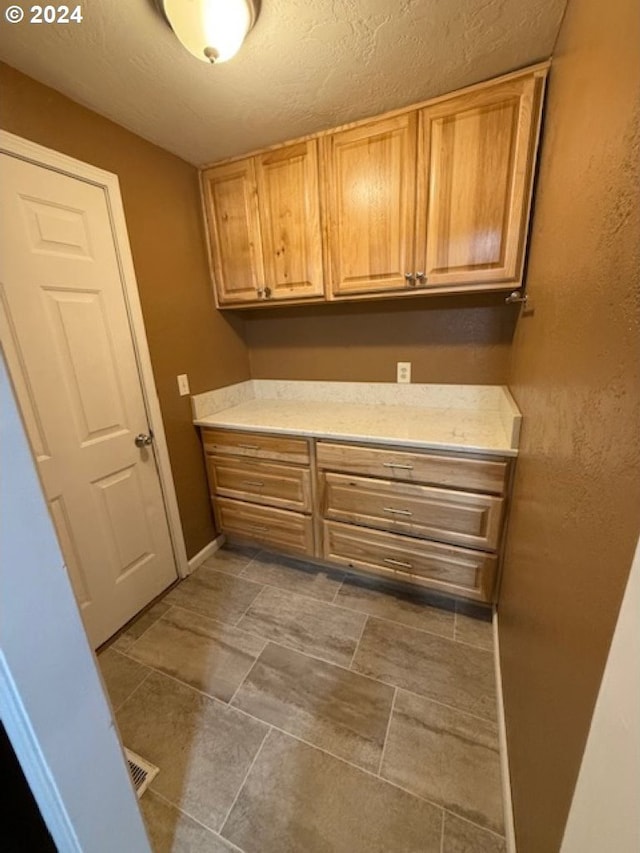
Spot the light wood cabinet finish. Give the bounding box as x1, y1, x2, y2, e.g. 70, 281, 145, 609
215, 498, 314, 556
202, 427, 315, 558
415, 74, 543, 287
206, 455, 312, 512
203, 141, 324, 306
324, 113, 417, 296
201, 159, 264, 305
200, 63, 548, 308
316, 441, 508, 495
255, 140, 324, 300
323, 520, 497, 601
202, 429, 310, 465
201, 426, 513, 603
321, 472, 504, 550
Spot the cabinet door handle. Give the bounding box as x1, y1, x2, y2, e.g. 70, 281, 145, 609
237, 443, 260, 450
383, 506, 413, 517
404, 272, 416, 285
415, 271, 427, 284
383, 557, 413, 570
382, 462, 414, 471
242, 480, 265, 488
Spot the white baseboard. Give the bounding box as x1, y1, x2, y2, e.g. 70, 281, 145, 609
186, 534, 226, 575
494, 609, 517, 853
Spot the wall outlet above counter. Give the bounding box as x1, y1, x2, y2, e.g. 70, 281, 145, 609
397, 362, 411, 383
177, 374, 190, 396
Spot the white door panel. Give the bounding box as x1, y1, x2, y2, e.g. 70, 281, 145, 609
0, 154, 177, 647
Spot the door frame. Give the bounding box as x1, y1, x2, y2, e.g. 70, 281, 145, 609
0, 129, 189, 580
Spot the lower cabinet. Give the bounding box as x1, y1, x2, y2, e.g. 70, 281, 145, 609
321, 472, 504, 551
323, 521, 497, 602
201, 427, 512, 603
206, 455, 312, 512
214, 498, 314, 556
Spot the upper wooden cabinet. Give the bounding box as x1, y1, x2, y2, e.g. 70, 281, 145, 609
202, 140, 324, 306
324, 114, 416, 296
255, 141, 324, 301
415, 74, 542, 289
201, 159, 265, 305
200, 62, 548, 308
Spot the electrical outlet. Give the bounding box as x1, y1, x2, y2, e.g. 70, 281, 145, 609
397, 362, 411, 384
177, 374, 190, 396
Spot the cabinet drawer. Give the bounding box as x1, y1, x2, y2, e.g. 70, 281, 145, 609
203, 429, 310, 464
207, 456, 312, 512
215, 498, 314, 557
321, 473, 504, 551
317, 442, 507, 495
323, 521, 497, 602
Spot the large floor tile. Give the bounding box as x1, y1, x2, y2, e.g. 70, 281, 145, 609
127, 606, 266, 702
201, 544, 259, 577
237, 586, 366, 666
111, 600, 173, 653
221, 729, 443, 853
352, 617, 497, 720
241, 551, 345, 602
454, 611, 494, 651
336, 575, 455, 637
162, 566, 263, 625
443, 812, 506, 853
381, 691, 503, 834
140, 790, 237, 852
98, 647, 150, 710
117, 671, 268, 832
232, 642, 394, 772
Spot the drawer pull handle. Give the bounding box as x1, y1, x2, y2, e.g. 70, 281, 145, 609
383, 507, 413, 517
383, 462, 414, 471
237, 443, 260, 450
247, 524, 269, 533
242, 480, 265, 488
383, 557, 413, 570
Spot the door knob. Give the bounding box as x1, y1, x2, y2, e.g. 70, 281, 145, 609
415, 272, 427, 285
135, 432, 154, 448
404, 273, 416, 285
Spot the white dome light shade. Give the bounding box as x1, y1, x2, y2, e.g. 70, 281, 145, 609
160, 0, 258, 64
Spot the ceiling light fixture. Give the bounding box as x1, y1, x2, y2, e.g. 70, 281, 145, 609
154, 0, 260, 64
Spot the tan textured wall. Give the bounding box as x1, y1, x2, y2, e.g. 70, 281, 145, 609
245, 295, 518, 384
0, 63, 251, 558
499, 0, 640, 850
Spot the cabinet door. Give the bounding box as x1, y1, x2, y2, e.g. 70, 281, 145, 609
416, 73, 543, 288
325, 113, 417, 296
255, 140, 324, 301
201, 159, 265, 304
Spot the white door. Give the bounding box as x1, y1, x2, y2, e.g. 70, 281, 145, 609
0, 154, 178, 648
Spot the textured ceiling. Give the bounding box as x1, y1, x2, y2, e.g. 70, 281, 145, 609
0, 0, 566, 165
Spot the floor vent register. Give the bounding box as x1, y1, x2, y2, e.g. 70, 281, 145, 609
125, 748, 159, 799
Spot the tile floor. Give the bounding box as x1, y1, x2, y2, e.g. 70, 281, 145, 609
99, 546, 506, 853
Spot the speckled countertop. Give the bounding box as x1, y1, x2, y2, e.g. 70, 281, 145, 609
192, 380, 521, 457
